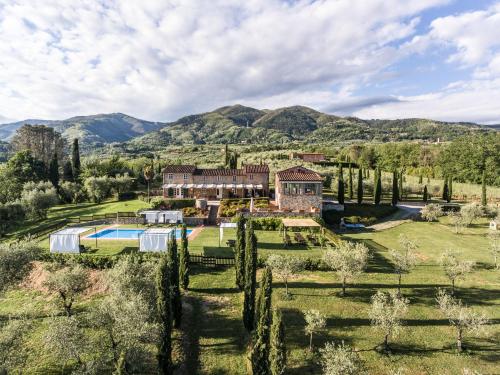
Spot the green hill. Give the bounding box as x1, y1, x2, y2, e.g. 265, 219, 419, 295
126, 105, 492, 151
0, 113, 163, 148
1, 105, 495, 153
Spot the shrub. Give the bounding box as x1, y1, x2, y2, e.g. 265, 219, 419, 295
150, 198, 195, 210
20, 181, 59, 219
117, 191, 137, 201
421, 203, 443, 222
251, 217, 282, 231
0, 202, 25, 236
182, 207, 204, 217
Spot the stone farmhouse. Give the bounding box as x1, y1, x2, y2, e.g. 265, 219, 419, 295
275, 166, 323, 213
162, 164, 269, 200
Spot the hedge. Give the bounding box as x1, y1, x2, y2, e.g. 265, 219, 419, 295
150, 198, 196, 210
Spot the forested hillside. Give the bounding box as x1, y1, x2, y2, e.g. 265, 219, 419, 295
126, 104, 493, 151
1, 105, 495, 153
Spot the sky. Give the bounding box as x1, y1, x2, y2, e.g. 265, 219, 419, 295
0, 0, 499, 124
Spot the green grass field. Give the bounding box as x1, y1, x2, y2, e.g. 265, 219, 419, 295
1, 201, 499, 374
182, 218, 499, 374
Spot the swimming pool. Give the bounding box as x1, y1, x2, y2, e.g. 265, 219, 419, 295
87, 228, 193, 239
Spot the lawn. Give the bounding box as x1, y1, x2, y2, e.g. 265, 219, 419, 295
6, 199, 151, 239
181, 218, 499, 374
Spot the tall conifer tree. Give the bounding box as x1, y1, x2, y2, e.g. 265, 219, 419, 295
49, 152, 59, 189
348, 164, 353, 200
270, 309, 286, 375
423, 185, 428, 202
337, 165, 345, 204
481, 170, 487, 206
374, 168, 382, 205
156, 254, 172, 374
243, 221, 257, 332
235, 215, 246, 290
357, 168, 363, 204
392, 170, 399, 206
179, 224, 190, 290
168, 233, 182, 328
250, 267, 273, 375
71, 139, 81, 181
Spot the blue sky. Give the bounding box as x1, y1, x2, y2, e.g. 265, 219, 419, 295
0, 0, 499, 124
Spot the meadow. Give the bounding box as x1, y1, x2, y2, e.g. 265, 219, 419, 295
1, 213, 498, 374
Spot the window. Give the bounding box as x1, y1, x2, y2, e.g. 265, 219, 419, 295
249, 174, 254, 180
217, 176, 222, 181
183, 173, 188, 180
304, 183, 318, 195
232, 175, 237, 182
203, 176, 207, 182
168, 173, 173, 180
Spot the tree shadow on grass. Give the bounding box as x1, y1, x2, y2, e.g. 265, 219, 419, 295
118, 246, 138, 255
258, 242, 309, 251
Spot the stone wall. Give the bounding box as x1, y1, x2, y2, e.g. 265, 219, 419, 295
184, 217, 207, 226
278, 195, 322, 213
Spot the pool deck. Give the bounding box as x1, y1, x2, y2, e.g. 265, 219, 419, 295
82, 224, 202, 240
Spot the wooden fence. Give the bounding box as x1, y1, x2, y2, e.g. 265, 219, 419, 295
190, 254, 235, 266
68, 212, 137, 223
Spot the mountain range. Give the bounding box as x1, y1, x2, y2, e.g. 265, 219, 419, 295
0, 105, 496, 152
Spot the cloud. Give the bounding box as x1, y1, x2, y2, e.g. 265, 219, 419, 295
356, 2, 500, 124
0, 0, 448, 122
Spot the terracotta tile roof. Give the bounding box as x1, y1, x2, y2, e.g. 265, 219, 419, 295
162, 165, 197, 173
195, 169, 244, 176
244, 164, 270, 173
276, 166, 323, 182
163, 164, 269, 176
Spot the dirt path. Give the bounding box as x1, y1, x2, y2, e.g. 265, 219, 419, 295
367, 203, 422, 231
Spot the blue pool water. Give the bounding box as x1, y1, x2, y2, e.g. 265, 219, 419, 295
88, 228, 192, 239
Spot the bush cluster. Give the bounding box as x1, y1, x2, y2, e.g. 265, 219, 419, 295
150, 198, 196, 210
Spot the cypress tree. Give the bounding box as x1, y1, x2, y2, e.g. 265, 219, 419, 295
179, 224, 190, 290
269, 309, 286, 375
243, 221, 257, 332
423, 185, 428, 202
418, 174, 423, 184
156, 254, 172, 375
481, 170, 487, 206
235, 215, 246, 290
251, 267, 273, 375
348, 164, 353, 200
168, 233, 182, 328
391, 170, 399, 206
398, 171, 404, 200
337, 165, 345, 205
442, 179, 449, 202
63, 160, 74, 182
72, 139, 81, 181
49, 152, 59, 189
448, 176, 453, 202
357, 168, 363, 204
374, 168, 382, 205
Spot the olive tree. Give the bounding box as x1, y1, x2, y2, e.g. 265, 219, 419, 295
0, 239, 41, 294
304, 309, 326, 351
389, 235, 419, 295
369, 291, 409, 352
436, 289, 489, 352
266, 254, 303, 298
448, 211, 466, 234
421, 203, 443, 222
43, 316, 92, 373
0, 319, 32, 373
44, 264, 89, 316
460, 202, 483, 227
319, 341, 364, 375
439, 251, 475, 294
20, 181, 59, 219
322, 241, 370, 296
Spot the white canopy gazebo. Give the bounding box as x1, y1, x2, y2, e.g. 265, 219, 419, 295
139, 228, 175, 252
141, 210, 183, 224
50, 227, 90, 253
219, 222, 237, 247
